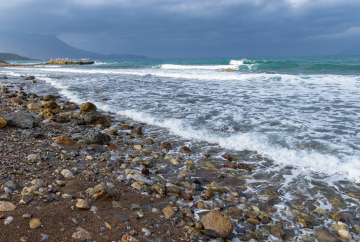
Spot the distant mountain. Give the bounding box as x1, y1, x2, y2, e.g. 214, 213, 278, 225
0, 31, 147, 60
0, 52, 31, 61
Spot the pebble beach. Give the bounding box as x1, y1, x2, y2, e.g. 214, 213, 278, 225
0, 71, 360, 242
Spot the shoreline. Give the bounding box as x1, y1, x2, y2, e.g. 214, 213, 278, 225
0, 73, 359, 241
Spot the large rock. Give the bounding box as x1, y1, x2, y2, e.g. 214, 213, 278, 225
83, 131, 111, 145
11, 97, 23, 105
39, 108, 57, 121
316, 229, 341, 242
52, 135, 76, 145
41, 101, 60, 113
83, 111, 110, 127
3, 112, 39, 129
0, 117, 6, 128
80, 102, 97, 113
27, 103, 42, 111
200, 210, 234, 238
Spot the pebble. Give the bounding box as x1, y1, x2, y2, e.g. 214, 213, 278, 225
338, 229, 352, 241
142, 228, 151, 236
4, 216, 14, 225
29, 218, 41, 229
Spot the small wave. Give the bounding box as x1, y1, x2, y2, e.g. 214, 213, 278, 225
160, 64, 237, 70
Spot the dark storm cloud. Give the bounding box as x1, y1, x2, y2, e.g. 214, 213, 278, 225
0, 0, 359, 57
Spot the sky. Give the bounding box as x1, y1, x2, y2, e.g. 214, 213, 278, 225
0, 0, 360, 58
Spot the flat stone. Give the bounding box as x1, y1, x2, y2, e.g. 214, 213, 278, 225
0, 201, 16, 211
316, 229, 341, 242
116, 215, 129, 222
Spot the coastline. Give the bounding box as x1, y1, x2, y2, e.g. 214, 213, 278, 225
0, 73, 359, 241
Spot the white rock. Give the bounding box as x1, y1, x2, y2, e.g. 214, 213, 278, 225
338, 229, 352, 241
27, 154, 41, 163
61, 169, 74, 179
4, 216, 14, 225
127, 174, 154, 185
142, 228, 151, 236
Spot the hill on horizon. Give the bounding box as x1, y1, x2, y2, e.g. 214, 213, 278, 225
0, 31, 147, 60
0, 52, 31, 61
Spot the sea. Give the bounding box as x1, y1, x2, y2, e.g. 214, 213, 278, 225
2, 56, 360, 236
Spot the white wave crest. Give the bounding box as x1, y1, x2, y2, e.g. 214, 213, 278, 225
160, 64, 237, 70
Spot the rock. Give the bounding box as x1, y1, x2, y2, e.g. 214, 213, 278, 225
19, 195, 32, 205
83, 111, 110, 127
338, 230, 352, 241
44, 95, 56, 101
152, 184, 166, 196
162, 206, 176, 219
116, 215, 129, 222
4, 179, 21, 191
205, 189, 215, 199
316, 229, 341, 242
0, 201, 16, 211
146, 138, 154, 144
4, 216, 14, 225
108, 143, 119, 150
238, 163, 252, 171
247, 218, 260, 225
27, 103, 41, 110
121, 234, 139, 242
72, 227, 92, 240
134, 144, 143, 150
11, 97, 23, 105
200, 210, 234, 238
76, 199, 90, 209
270, 225, 286, 239
142, 228, 151, 236
346, 192, 360, 199
41, 101, 60, 113
201, 229, 220, 238
29, 218, 41, 229
56, 116, 70, 123
61, 169, 75, 179
224, 162, 238, 169
83, 131, 111, 145
196, 201, 207, 209
3, 112, 39, 129
119, 124, 131, 130
39, 108, 57, 120
330, 213, 344, 222
127, 174, 154, 185
87, 144, 107, 153
180, 146, 192, 153
25, 76, 35, 80
61, 101, 79, 111
159, 142, 172, 151
132, 126, 143, 136
0, 117, 6, 128
80, 102, 97, 113
52, 135, 76, 145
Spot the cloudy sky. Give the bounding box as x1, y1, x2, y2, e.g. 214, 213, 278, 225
0, 0, 359, 58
